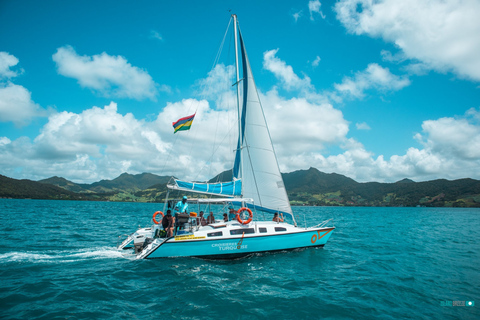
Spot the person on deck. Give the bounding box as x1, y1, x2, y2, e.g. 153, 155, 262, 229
223, 213, 228, 222
162, 209, 175, 237
228, 206, 237, 221
206, 211, 215, 224
197, 211, 207, 226
174, 196, 189, 214
272, 212, 284, 222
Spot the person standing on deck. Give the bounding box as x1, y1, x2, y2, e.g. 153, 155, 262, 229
174, 196, 189, 214
228, 206, 236, 221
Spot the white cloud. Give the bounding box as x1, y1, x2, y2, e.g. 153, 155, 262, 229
0, 52, 46, 126
309, 108, 480, 182
0, 101, 175, 182
380, 50, 405, 63
150, 30, 163, 41
293, 11, 302, 22
335, 0, 480, 81
312, 56, 321, 68
309, 0, 326, 20
334, 63, 410, 98
466, 107, 480, 122
52, 45, 158, 100
356, 122, 371, 130
0, 52, 23, 79
196, 64, 236, 109
416, 110, 480, 160
2, 49, 479, 184
0, 137, 11, 146
263, 49, 313, 92
261, 89, 349, 157
0, 83, 45, 126
34, 101, 171, 160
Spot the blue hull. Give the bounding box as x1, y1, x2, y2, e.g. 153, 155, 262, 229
144, 227, 334, 259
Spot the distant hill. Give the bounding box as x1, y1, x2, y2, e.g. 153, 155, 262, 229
40, 172, 172, 194
208, 167, 480, 207
86, 172, 172, 193
283, 167, 357, 193
282, 167, 480, 207
0, 174, 82, 200
2, 169, 480, 206
39, 176, 91, 193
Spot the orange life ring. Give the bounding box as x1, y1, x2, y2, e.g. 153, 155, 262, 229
236, 207, 253, 225
153, 211, 164, 224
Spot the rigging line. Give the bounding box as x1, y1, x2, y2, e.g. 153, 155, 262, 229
193, 117, 239, 181
211, 17, 232, 72
173, 18, 233, 182
208, 21, 235, 183
188, 17, 232, 183
196, 17, 232, 101
180, 100, 200, 179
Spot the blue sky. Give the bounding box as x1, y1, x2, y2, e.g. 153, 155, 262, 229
1, 0, 479, 183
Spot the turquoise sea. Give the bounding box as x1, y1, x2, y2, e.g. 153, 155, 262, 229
0, 199, 478, 319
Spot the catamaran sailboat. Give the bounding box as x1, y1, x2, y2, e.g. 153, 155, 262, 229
118, 14, 334, 259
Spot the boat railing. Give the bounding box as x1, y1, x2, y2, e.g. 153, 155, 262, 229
117, 234, 133, 250
311, 218, 334, 229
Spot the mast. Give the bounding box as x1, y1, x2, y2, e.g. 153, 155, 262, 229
232, 14, 244, 183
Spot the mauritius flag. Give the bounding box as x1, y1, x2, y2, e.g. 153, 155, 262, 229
172, 113, 196, 133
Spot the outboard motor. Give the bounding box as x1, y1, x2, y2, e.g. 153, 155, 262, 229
133, 234, 154, 254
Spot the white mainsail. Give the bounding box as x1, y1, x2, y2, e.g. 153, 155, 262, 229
235, 29, 293, 220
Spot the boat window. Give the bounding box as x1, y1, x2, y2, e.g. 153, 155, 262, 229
230, 228, 255, 235
259, 227, 267, 233
275, 227, 287, 232
207, 232, 223, 237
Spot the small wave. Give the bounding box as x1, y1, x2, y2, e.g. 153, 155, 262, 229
0, 247, 132, 264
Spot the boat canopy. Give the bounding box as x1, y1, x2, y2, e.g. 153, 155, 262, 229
167, 178, 242, 197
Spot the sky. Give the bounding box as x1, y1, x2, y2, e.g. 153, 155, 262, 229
1, 0, 480, 184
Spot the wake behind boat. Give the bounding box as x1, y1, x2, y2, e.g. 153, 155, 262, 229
118, 14, 334, 259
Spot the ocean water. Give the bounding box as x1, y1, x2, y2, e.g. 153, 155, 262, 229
0, 199, 478, 319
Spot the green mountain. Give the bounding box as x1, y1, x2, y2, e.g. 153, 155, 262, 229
39, 176, 91, 193
40, 172, 172, 194
2, 169, 480, 207
282, 167, 480, 207
86, 172, 172, 193
1, 174, 82, 200
283, 167, 357, 193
